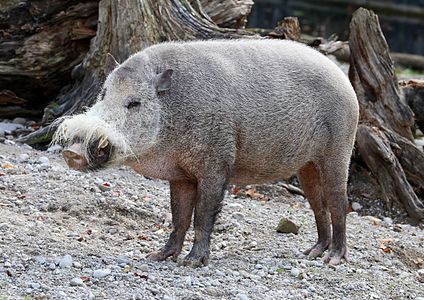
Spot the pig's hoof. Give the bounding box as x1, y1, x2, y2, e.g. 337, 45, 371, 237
146, 251, 168, 261
323, 249, 348, 266
303, 241, 330, 258
177, 254, 209, 268
146, 249, 177, 262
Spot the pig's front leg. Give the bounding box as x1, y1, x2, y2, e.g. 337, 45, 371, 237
146, 180, 196, 261
178, 177, 227, 267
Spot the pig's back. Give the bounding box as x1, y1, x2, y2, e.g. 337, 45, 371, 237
143, 40, 358, 182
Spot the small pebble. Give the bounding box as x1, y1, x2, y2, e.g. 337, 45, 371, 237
30, 282, 41, 289
35, 256, 46, 265
237, 293, 249, 300
57, 291, 67, 297
140, 264, 149, 272
93, 268, 111, 278
70, 277, 84, 286
231, 212, 245, 222
19, 153, 30, 162
351, 202, 362, 211
12, 117, 27, 125
276, 217, 300, 234
38, 156, 50, 165
291, 268, 300, 277
382, 217, 393, 225
47, 144, 63, 153
59, 255, 73, 268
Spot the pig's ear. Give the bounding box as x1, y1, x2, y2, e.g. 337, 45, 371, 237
104, 53, 120, 77
155, 69, 173, 92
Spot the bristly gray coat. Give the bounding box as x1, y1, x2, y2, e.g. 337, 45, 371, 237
54, 39, 359, 267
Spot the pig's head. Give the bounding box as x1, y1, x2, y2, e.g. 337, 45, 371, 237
52, 53, 173, 171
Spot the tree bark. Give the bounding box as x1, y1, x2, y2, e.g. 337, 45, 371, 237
268, 17, 301, 41
400, 80, 424, 134
198, 0, 254, 29
0, 0, 98, 117
349, 8, 424, 220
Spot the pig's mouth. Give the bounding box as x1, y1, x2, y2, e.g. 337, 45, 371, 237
62, 137, 113, 171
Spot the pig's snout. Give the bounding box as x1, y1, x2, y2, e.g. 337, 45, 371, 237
63, 143, 88, 170
63, 138, 112, 171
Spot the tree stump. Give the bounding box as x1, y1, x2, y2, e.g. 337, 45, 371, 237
349, 8, 424, 220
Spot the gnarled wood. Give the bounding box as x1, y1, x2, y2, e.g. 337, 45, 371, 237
0, 0, 98, 117
268, 17, 301, 41
400, 80, 424, 134
349, 8, 424, 220
199, 0, 254, 29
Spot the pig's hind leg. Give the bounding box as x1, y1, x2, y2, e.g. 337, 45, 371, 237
146, 180, 196, 261
319, 158, 349, 265
298, 162, 331, 259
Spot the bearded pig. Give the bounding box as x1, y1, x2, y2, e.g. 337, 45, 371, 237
54, 39, 359, 267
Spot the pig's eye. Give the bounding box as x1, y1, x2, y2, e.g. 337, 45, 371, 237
126, 101, 141, 109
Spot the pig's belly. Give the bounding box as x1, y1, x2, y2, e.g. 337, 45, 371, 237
229, 164, 301, 185
228, 139, 312, 184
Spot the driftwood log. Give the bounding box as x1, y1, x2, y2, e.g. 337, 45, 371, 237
349, 8, 424, 220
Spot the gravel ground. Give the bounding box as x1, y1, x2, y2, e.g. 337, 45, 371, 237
0, 141, 423, 300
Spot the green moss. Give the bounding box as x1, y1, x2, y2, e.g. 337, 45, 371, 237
0, 0, 22, 11
396, 67, 424, 77
46, 102, 60, 109
31, 131, 55, 145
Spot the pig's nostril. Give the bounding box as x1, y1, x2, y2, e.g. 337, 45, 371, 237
94, 138, 111, 162
97, 148, 106, 158
97, 139, 110, 159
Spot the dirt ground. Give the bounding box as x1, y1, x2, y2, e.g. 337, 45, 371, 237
0, 142, 423, 300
